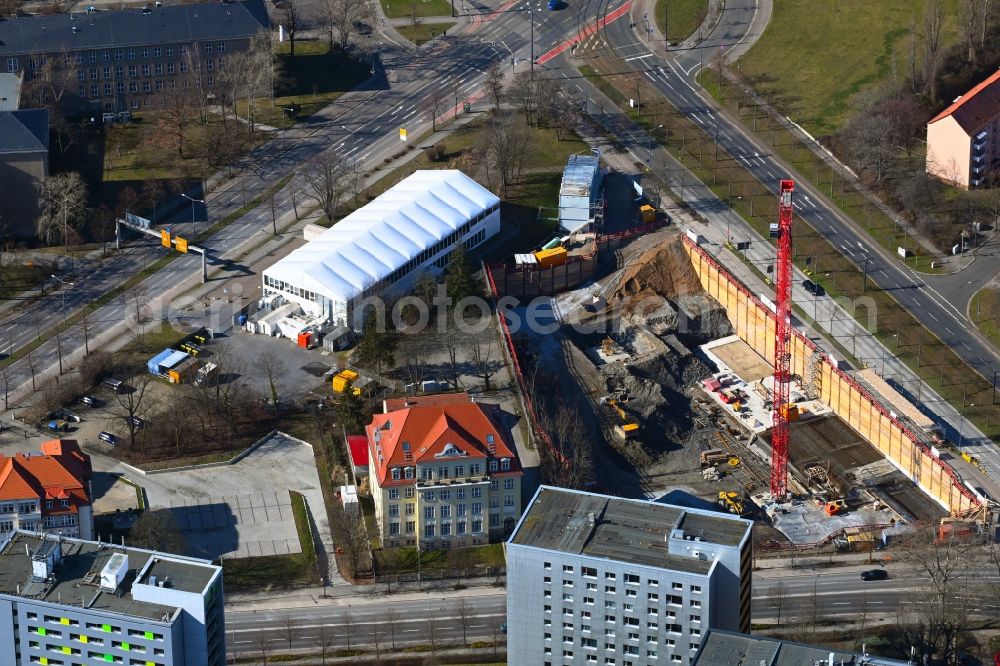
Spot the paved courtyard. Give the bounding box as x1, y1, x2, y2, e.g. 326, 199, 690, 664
106, 431, 345, 583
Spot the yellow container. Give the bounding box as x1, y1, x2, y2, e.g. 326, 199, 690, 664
640, 204, 656, 223
332, 369, 360, 393
534, 247, 568, 268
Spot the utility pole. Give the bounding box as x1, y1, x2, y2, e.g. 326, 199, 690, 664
530, 4, 535, 80
664, 0, 668, 50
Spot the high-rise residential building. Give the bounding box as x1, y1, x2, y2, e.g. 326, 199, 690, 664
366, 393, 523, 549
0, 440, 94, 541
0, 530, 225, 666
926, 69, 1000, 188
506, 487, 753, 666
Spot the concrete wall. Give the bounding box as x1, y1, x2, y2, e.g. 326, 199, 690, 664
682, 240, 978, 515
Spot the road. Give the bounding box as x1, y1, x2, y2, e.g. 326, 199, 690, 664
225, 568, 994, 656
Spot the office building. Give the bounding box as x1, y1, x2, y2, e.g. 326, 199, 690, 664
692, 629, 910, 665
506, 486, 753, 666
0, 107, 48, 237
0, 0, 269, 114
367, 393, 522, 549
262, 170, 501, 330
0, 530, 224, 665
0, 440, 93, 541
926, 68, 1000, 188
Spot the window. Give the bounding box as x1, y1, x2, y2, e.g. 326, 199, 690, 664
440, 522, 451, 536
142, 64, 150, 76
167, 62, 175, 75
128, 65, 137, 77
166, 46, 174, 56
388, 504, 399, 517
490, 480, 498, 491
89, 68, 98, 81
672, 582, 682, 590
606, 572, 616, 580
405, 521, 415, 533
604, 600, 615, 609
472, 502, 482, 515
691, 600, 701, 608
605, 586, 615, 594
91, 84, 99, 97
403, 487, 414, 499
472, 519, 482, 532
456, 487, 466, 500
689, 614, 700, 623
440, 490, 450, 500
404, 503, 414, 515
6, 57, 18, 72
388, 489, 399, 500
501, 458, 510, 470
470, 463, 481, 475
440, 505, 451, 519
457, 520, 466, 535
115, 49, 124, 60
648, 593, 659, 601
127, 49, 136, 60
117, 82, 125, 94
489, 495, 499, 509
389, 522, 399, 535
218, 41, 226, 52
690, 585, 701, 593
563, 565, 574, 573
455, 465, 464, 477
115, 65, 123, 77
504, 478, 514, 489
78, 69, 85, 82
391, 468, 401, 480
424, 523, 435, 537
504, 494, 514, 507
102, 66, 111, 79
625, 574, 640, 584
180, 61, 188, 73
153, 47, 161, 57
206, 59, 213, 71
489, 460, 498, 472
424, 506, 434, 519
425, 491, 435, 501
404, 467, 414, 479
472, 487, 482, 498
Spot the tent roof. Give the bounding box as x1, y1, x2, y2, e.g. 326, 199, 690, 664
263, 170, 499, 304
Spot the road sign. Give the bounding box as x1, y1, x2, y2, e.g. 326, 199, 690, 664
126, 212, 151, 229
161, 230, 171, 248
399, 127, 407, 142
175, 237, 189, 254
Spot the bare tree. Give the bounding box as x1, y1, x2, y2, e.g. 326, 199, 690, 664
485, 62, 505, 112
36, 172, 88, 249
0, 0, 18, 17
422, 87, 448, 132
442, 323, 463, 389
321, 0, 367, 51
254, 631, 269, 665
318, 624, 335, 665
371, 619, 383, 663
341, 612, 354, 652
476, 111, 534, 197
923, 0, 944, 102
384, 608, 401, 650
468, 331, 501, 389
125, 286, 153, 351
303, 149, 357, 222
537, 401, 592, 488
129, 508, 188, 553
279, 0, 302, 57
254, 350, 286, 417
455, 598, 473, 647
280, 614, 299, 652
330, 502, 370, 578
21, 49, 78, 154
110, 374, 154, 450
766, 581, 790, 628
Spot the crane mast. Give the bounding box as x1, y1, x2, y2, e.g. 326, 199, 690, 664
770, 179, 795, 499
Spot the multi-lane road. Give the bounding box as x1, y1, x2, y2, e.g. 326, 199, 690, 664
225, 568, 991, 656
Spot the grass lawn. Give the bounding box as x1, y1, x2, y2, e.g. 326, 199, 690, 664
971, 286, 1000, 349
381, 0, 453, 19
238, 43, 371, 128
222, 490, 319, 589
738, 0, 960, 136
395, 21, 457, 45
0, 258, 58, 302
654, 0, 708, 43
373, 542, 504, 576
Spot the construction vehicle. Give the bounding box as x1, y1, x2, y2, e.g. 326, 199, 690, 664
700, 448, 729, 468
607, 399, 640, 439
718, 491, 744, 515
823, 499, 846, 516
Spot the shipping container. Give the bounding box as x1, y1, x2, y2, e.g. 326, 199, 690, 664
534, 246, 568, 268
332, 369, 361, 395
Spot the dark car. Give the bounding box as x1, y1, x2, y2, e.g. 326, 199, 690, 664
802, 279, 825, 297
126, 416, 145, 429
98, 431, 118, 446
80, 395, 97, 407
860, 569, 888, 581
547, 0, 563, 8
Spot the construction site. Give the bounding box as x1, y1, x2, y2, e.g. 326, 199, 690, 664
496, 179, 996, 549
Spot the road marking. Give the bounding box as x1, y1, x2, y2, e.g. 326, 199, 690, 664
535, 0, 633, 65
692, 114, 704, 125
626, 54, 652, 62
928, 312, 938, 321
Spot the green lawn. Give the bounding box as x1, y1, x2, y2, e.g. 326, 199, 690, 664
238, 43, 371, 128
971, 286, 1000, 349
654, 0, 709, 43
223, 491, 319, 589
381, 0, 453, 19
395, 21, 456, 45
738, 0, 960, 136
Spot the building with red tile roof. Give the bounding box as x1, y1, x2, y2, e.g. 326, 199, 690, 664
0, 439, 93, 540
367, 393, 523, 549
927, 69, 1000, 188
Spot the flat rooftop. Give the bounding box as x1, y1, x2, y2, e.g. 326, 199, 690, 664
0, 531, 216, 621
510, 487, 750, 573
560, 153, 600, 197
694, 629, 911, 665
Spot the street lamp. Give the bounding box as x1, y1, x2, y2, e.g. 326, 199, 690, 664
341, 124, 358, 157
50, 274, 73, 375
727, 195, 741, 240
180, 193, 205, 237
647, 124, 663, 165
969, 280, 982, 322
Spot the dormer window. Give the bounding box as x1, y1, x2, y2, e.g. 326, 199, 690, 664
489, 460, 498, 472
60, 499, 70, 508
391, 468, 401, 480
435, 443, 467, 458
501, 458, 510, 471
404, 467, 414, 479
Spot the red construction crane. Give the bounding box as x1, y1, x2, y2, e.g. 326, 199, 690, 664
770, 179, 795, 500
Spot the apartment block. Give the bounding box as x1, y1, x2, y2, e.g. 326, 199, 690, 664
506, 487, 753, 666
0, 530, 224, 666
693, 629, 910, 665
0, 0, 268, 114
367, 393, 523, 549
926, 69, 1000, 188
0, 440, 93, 541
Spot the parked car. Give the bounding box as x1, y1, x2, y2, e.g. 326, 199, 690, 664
801, 279, 825, 296
860, 569, 888, 581
98, 431, 117, 446
547, 0, 563, 8
80, 395, 97, 407
47, 419, 69, 433
126, 416, 145, 429
59, 410, 82, 423
102, 378, 125, 393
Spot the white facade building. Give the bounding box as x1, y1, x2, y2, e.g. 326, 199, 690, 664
559, 152, 602, 233
506, 487, 752, 666
262, 170, 501, 328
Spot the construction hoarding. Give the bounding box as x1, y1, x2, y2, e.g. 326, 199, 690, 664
683, 239, 977, 515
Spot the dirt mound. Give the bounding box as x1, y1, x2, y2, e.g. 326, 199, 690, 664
611, 237, 703, 310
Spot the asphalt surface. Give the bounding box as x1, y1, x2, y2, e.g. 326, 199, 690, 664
225, 568, 998, 655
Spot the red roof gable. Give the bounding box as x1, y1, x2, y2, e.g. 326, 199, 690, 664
383, 393, 474, 412
367, 397, 520, 486
347, 435, 369, 468
928, 68, 1000, 132
0, 441, 91, 508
